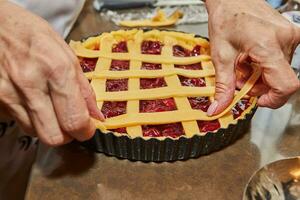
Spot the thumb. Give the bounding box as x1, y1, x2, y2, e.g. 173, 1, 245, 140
207, 41, 237, 116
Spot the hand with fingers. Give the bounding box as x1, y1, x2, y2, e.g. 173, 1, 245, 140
0, 1, 104, 146
205, 0, 300, 116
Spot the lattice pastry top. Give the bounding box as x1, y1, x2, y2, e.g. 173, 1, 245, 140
70, 29, 260, 140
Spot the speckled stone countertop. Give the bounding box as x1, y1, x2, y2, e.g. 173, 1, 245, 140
25, 2, 300, 200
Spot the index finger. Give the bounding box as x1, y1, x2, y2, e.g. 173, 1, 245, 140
48, 62, 96, 142
207, 39, 237, 116
55, 37, 105, 121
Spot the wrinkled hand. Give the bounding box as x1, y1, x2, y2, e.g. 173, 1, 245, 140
0, 1, 104, 146
205, 0, 300, 116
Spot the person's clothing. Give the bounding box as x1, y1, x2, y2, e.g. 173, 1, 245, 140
10, 0, 85, 38
0, 120, 37, 200
0, 1, 84, 199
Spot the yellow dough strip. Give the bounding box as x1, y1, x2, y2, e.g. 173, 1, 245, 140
119, 19, 180, 28
79, 30, 210, 49
162, 36, 200, 137
84, 68, 215, 80
119, 10, 183, 27
126, 39, 144, 137
91, 36, 111, 129
103, 110, 207, 129
101, 99, 256, 129
94, 80, 246, 102
70, 41, 211, 65
96, 86, 215, 101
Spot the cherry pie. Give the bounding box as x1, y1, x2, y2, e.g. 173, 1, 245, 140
70, 29, 260, 161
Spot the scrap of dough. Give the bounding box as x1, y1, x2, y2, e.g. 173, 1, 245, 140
119, 9, 183, 27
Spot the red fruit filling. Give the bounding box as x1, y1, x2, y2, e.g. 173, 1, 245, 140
140, 98, 177, 113
110, 60, 130, 71
140, 78, 167, 89
101, 101, 127, 118
188, 97, 211, 112
197, 120, 221, 132
179, 76, 206, 87
173, 45, 201, 57
175, 63, 202, 70
142, 123, 184, 138
109, 127, 127, 134
141, 62, 162, 70
79, 57, 98, 72
231, 98, 251, 119
141, 40, 163, 55
106, 79, 128, 92
191, 45, 201, 56
112, 41, 128, 53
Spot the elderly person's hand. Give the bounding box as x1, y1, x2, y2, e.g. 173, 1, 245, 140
0, 1, 104, 146
205, 0, 300, 116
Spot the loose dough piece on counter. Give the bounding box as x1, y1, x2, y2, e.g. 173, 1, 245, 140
119, 9, 183, 27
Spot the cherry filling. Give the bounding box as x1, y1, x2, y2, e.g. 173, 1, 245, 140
142, 123, 184, 138
101, 101, 127, 118
79, 57, 98, 72
173, 45, 201, 57
112, 41, 128, 53
141, 41, 163, 55
197, 120, 221, 132
232, 98, 251, 119
179, 76, 206, 87
191, 45, 201, 56
188, 97, 211, 112
110, 60, 130, 71
109, 127, 127, 134
141, 62, 162, 70
106, 79, 128, 92
140, 78, 167, 89
140, 98, 177, 113
175, 63, 202, 70
98, 40, 247, 137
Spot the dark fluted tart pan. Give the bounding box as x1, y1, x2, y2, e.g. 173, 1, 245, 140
79, 30, 257, 162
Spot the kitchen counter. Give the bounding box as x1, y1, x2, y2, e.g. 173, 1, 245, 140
25, 2, 300, 200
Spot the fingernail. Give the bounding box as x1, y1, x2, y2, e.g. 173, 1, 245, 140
98, 110, 105, 121
90, 109, 105, 121
207, 101, 218, 116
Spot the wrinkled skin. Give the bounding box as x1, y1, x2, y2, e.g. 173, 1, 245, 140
0, 1, 104, 146
205, 0, 300, 116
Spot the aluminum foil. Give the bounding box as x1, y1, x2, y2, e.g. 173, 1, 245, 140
100, 5, 208, 26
